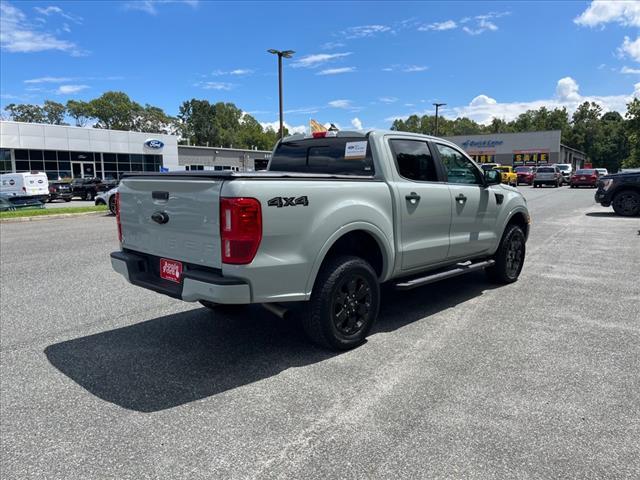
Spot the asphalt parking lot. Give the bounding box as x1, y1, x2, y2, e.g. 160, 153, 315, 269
1, 186, 639, 479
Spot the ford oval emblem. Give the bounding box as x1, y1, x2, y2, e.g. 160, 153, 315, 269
145, 139, 164, 149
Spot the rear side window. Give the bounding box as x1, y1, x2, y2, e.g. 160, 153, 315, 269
270, 137, 374, 175
389, 139, 439, 182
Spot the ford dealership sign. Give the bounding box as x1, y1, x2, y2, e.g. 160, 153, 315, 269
145, 139, 164, 149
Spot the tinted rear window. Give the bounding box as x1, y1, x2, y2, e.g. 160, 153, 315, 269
270, 137, 374, 175
576, 169, 596, 174
515, 167, 532, 172
537, 167, 554, 173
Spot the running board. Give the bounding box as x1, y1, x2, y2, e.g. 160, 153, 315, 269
394, 260, 495, 291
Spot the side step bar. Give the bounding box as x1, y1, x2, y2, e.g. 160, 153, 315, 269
395, 259, 495, 291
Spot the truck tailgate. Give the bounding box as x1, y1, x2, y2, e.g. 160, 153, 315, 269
119, 178, 223, 268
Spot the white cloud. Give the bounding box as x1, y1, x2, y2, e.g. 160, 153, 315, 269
317, 67, 356, 75
328, 99, 352, 109
211, 68, 253, 76
574, 0, 640, 27
24, 76, 72, 84
342, 25, 391, 39
403, 65, 428, 72
260, 121, 306, 135
291, 52, 352, 68
621, 66, 640, 74
386, 77, 638, 125
418, 20, 457, 31
379, 96, 398, 103
284, 107, 319, 115
195, 81, 233, 90
462, 11, 509, 35
321, 41, 345, 50
0, 1, 85, 55
56, 84, 88, 94
34, 5, 83, 23
556, 77, 581, 101
469, 94, 497, 106
619, 36, 640, 62
351, 117, 363, 130
124, 0, 199, 15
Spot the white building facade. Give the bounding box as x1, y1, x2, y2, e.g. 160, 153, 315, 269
0, 121, 179, 180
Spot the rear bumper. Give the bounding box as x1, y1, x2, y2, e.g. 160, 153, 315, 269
594, 190, 611, 206
110, 250, 251, 304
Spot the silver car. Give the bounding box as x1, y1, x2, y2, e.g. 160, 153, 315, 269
94, 187, 118, 215
533, 165, 562, 188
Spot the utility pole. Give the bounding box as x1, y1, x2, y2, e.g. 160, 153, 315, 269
433, 102, 447, 136
267, 49, 295, 139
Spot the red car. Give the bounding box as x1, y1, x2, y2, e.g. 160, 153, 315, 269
515, 166, 535, 185
570, 169, 599, 188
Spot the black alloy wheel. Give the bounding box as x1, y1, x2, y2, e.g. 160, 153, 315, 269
331, 274, 373, 337
486, 224, 526, 284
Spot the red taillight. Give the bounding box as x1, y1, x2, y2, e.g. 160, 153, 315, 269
115, 192, 122, 243
590, 175, 597, 179
220, 197, 262, 264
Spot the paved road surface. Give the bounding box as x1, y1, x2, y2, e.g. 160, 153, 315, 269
1, 186, 639, 479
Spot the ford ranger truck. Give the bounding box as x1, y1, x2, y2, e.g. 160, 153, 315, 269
111, 130, 530, 350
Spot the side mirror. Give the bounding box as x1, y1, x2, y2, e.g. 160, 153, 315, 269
484, 169, 501, 185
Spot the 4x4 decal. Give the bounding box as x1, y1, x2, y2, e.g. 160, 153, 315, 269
267, 196, 309, 208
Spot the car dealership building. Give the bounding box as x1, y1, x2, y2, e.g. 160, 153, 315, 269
444, 130, 587, 168
0, 121, 271, 180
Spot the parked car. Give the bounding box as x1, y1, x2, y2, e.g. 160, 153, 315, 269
515, 166, 535, 185
71, 178, 110, 201
111, 130, 530, 350
595, 171, 640, 216
0, 172, 49, 204
48, 181, 73, 202
595, 168, 609, 176
570, 169, 599, 188
533, 165, 562, 188
480, 163, 500, 172
95, 187, 118, 215
554, 163, 572, 185
493, 166, 518, 187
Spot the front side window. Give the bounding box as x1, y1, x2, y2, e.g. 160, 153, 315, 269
436, 144, 482, 185
389, 139, 439, 182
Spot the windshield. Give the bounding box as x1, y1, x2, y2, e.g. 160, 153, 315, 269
270, 137, 374, 175
576, 169, 596, 175
515, 167, 532, 173
537, 167, 554, 173
556, 164, 570, 171
495, 167, 509, 172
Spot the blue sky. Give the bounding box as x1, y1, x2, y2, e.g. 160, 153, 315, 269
1, 0, 639, 133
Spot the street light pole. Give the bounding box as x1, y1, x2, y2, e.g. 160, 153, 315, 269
433, 102, 446, 137
268, 49, 295, 140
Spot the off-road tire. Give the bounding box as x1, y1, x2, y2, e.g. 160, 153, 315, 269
612, 190, 640, 217
108, 196, 117, 215
486, 224, 526, 284
303, 255, 380, 350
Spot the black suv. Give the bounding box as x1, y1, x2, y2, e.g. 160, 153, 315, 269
595, 170, 640, 216
71, 178, 109, 201
48, 182, 73, 202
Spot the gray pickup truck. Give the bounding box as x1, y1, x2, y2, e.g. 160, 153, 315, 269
111, 130, 530, 350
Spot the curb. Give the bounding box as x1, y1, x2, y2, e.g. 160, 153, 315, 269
0, 211, 111, 223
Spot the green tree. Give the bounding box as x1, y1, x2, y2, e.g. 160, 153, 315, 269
66, 99, 93, 127
134, 104, 176, 134
42, 100, 66, 125
89, 91, 142, 130
4, 103, 45, 123
623, 98, 640, 169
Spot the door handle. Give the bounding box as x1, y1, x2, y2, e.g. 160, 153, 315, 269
455, 193, 467, 204
405, 192, 420, 204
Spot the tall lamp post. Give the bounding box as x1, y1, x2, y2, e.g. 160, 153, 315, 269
433, 102, 446, 136
267, 49, 295, 139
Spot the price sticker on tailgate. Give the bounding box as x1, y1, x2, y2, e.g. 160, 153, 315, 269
160, 258, 183, 283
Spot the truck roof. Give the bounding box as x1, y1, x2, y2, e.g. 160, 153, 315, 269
281, 129, 447, 144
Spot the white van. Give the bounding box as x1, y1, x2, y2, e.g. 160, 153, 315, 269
0, 172, 50, 203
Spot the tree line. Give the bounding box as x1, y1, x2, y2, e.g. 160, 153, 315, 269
3, 91, 284, 151
391, 99, 640, 171
3, 92, 639, 170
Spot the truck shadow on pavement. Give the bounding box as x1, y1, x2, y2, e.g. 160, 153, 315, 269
45, 272, 498, 412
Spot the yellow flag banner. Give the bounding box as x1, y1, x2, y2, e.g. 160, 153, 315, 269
310, 119, 327, 136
